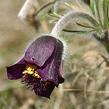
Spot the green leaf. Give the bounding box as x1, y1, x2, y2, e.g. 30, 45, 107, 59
90, 0, 103, 27
63, 29, 95, 34
76, 22, 95, 29
95, 0, 103, 26
69, 11, 99, 27
90, 0, 96, 15
103, 0, 109, 28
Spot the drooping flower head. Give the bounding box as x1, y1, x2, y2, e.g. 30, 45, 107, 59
7, 35, 64, 98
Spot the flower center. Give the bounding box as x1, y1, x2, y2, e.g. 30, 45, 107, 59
23, 65, 40, 78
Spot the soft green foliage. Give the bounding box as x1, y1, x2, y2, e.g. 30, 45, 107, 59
50, 0, 109, 38
103, 0, 109, 28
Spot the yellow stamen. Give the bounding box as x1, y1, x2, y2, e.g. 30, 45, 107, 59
33, 72, 41, 78
23, 65, 40, 78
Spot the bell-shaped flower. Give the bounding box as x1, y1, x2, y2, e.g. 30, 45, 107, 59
7, 36, 64, 98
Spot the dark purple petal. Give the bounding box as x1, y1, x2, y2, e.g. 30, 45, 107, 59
53, 39, 64, 84
37, 38, 64, 85
37, 59, 64, 86
24, 36, 57, 67
58, 61, 64, 83
37, 59, 55, 82
33, 81, 55, 98
7, 58, 26, 80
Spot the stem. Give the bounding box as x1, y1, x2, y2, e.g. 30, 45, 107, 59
18, 0, 36, 20
34, 1, 55, 17
51, 11, 97, 37
64, 88, 109, 94
18, 0, 50, 32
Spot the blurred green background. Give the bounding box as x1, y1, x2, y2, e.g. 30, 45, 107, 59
1, 0, 109, 109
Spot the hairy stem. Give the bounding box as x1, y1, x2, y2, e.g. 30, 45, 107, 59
51, 11, 98, 37
18, 0, 37, 20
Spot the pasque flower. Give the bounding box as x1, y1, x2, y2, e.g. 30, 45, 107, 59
7, 35, 64, 98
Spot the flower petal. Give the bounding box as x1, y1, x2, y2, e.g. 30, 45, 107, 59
7, 58, 26, 80
53, 39, 64, 84
24, 36, 57, 67
37, 39, 64, 85
33, 81, 55, 98
58, 61, 64, 83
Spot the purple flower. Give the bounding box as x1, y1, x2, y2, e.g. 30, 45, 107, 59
7, 36, 64, 98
